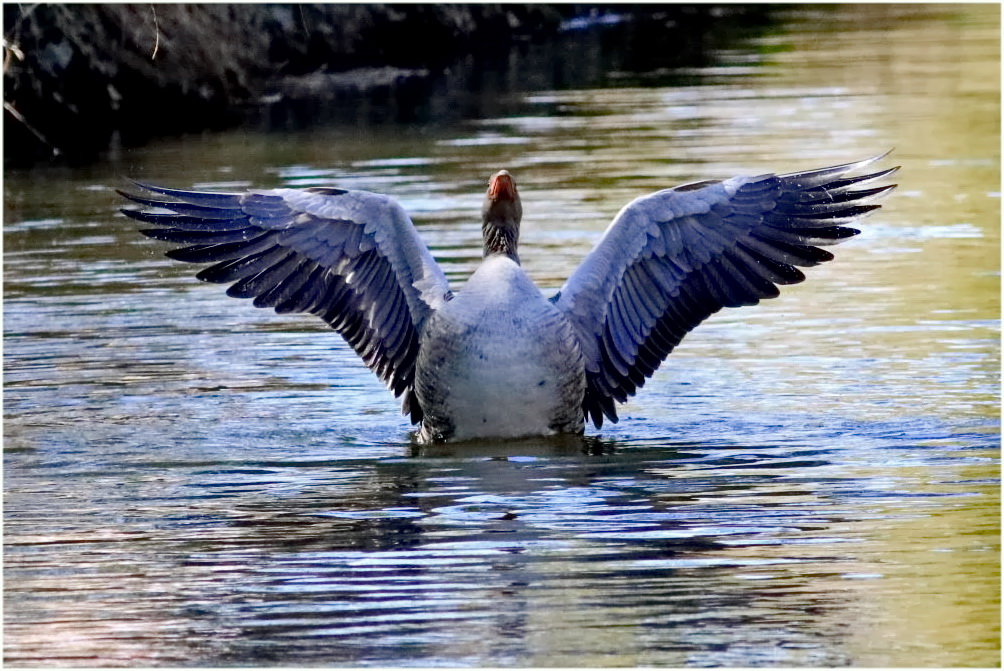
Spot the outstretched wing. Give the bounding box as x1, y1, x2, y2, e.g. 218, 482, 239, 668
553, 154, 898, 428
120, 182, 452, 423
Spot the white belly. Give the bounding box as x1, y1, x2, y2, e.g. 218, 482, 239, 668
414, 257, 585, 442
425, 313, 574, 440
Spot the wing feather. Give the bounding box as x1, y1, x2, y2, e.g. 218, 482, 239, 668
275, 264, 327, 314
121, 182, 452, 423
226, 252, 302, 300
555, 153, 898, 427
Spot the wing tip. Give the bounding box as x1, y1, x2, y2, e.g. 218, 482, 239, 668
780, 149, 899, 184
119, 178, 246, 208
848, 148, 896, 173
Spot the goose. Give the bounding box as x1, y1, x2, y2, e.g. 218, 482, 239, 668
120, 153, 897, 443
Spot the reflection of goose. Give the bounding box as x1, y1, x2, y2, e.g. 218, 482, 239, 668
121, 154, 897, 443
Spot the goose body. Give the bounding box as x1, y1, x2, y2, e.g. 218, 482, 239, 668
121, 156, 897, 443
415, 254, 585, 442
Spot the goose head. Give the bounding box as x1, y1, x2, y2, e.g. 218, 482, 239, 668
482, 170, 523, 263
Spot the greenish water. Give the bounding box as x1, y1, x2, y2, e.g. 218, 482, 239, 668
4, 5, 999, 666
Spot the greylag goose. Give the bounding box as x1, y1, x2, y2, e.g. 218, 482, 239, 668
120, 154, 897, 443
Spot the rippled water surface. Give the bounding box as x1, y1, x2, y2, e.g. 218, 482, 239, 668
4, 5, 999, 667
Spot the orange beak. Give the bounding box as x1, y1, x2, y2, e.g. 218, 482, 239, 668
488, 171, 517, 201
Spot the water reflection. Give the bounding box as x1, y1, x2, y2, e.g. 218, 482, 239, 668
4, 3, 999, 667
7, 431, 994, 666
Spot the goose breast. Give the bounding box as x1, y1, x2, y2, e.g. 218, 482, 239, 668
414, 255, 585, 442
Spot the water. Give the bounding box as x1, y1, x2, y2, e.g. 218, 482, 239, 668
4, 5, 999, 666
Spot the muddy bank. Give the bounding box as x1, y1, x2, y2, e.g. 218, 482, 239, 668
3, 4, 773, 167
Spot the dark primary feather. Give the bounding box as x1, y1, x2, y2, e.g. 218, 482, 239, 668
555, 154, 899, 428
120, 183, 451, 423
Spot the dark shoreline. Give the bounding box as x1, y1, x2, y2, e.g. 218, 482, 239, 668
4, 4, 775, 168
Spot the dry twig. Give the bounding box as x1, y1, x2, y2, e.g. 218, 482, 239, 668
150, 5, 160, 60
